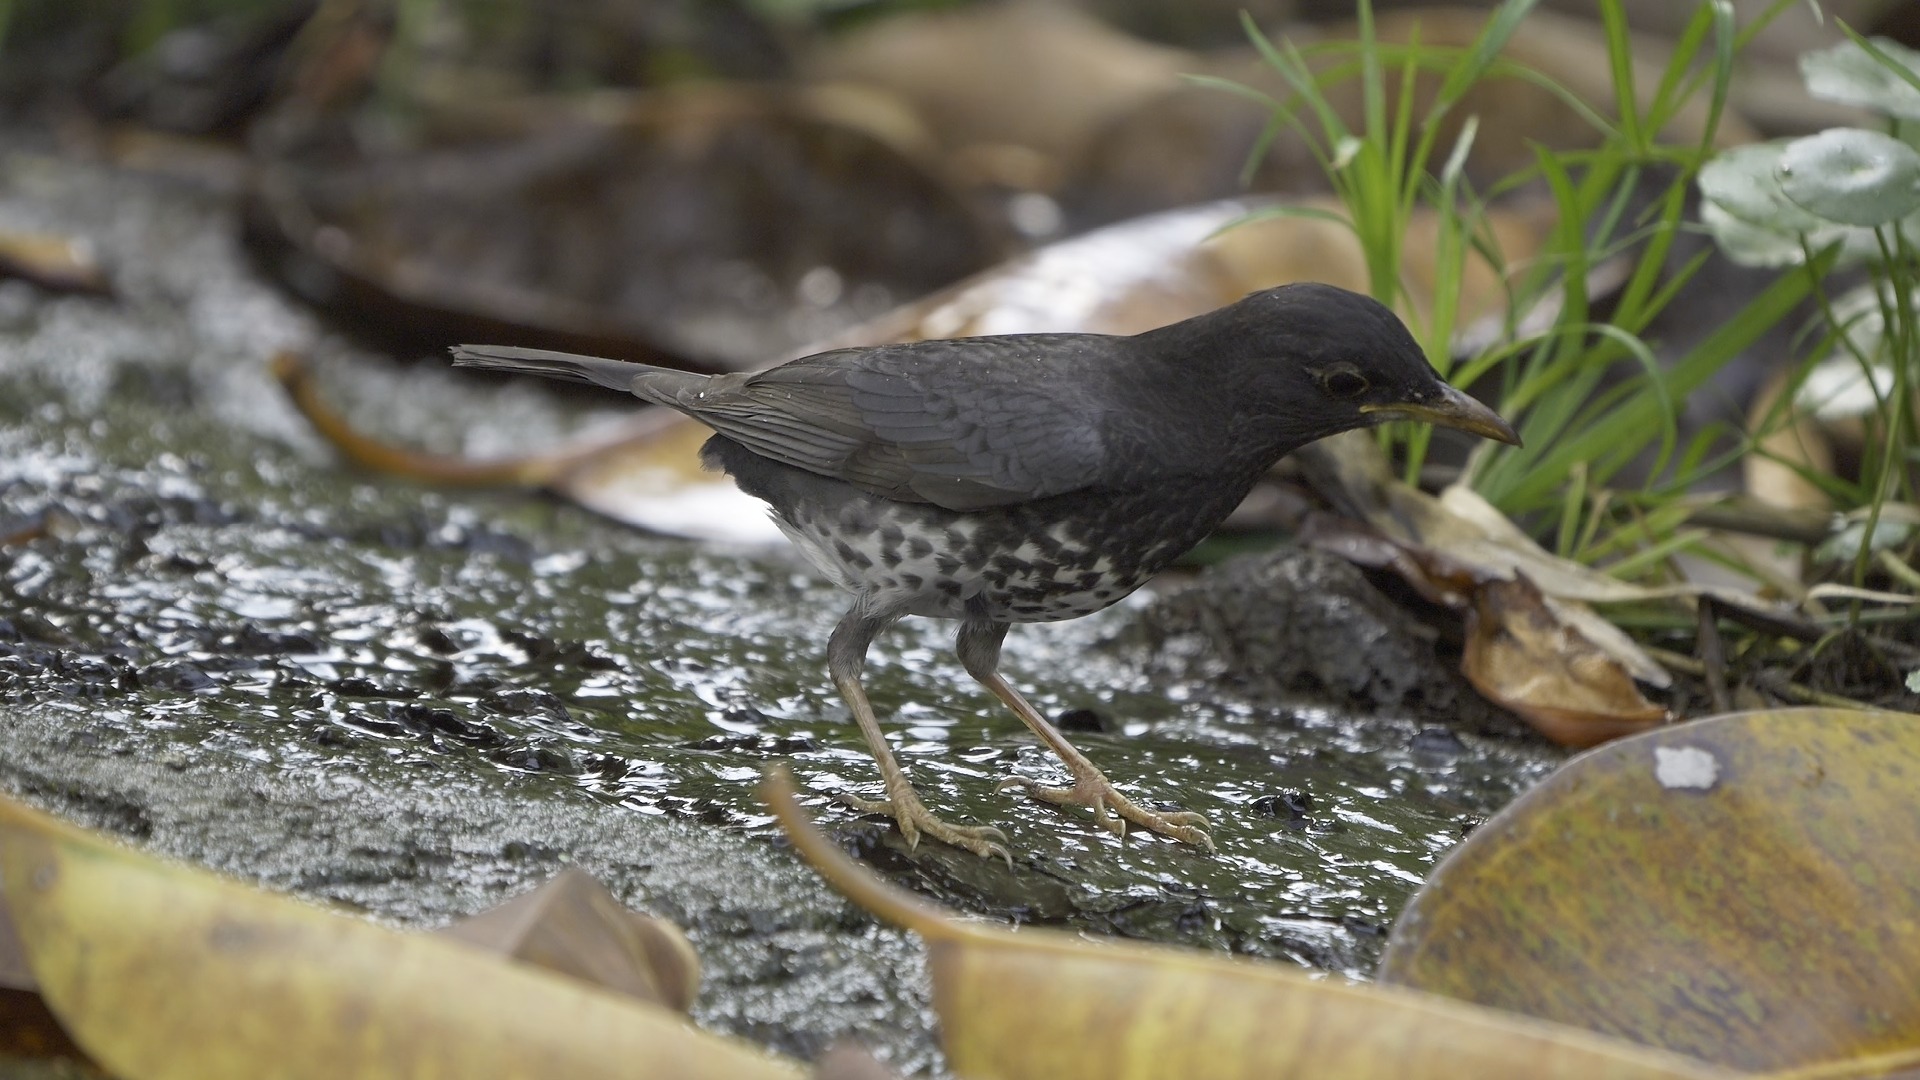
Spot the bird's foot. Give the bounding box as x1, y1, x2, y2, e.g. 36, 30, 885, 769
1000, 767, 1215, 851
839, 785, 1012, 866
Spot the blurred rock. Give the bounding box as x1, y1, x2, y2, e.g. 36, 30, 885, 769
1127, 546, 1521, 736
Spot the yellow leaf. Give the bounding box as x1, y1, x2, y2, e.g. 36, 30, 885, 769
0, 795, 803, 1080
1380, 708, 1920, 1073
760, 768, 1728, 1080
435, 866, 701, 1014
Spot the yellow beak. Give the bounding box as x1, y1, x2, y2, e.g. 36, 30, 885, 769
1361, 384, 1521, 446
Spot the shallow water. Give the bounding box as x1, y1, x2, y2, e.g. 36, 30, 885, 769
0, 148, 1563, 1071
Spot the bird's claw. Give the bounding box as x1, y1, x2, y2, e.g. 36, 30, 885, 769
838, 788, 1013, 866
999, 775, 1215, 852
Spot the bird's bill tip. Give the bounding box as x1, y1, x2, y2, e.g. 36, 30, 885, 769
1362, 384, 1521, 446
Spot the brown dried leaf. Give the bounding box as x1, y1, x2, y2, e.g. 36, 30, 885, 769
1460, 575, 1670, 747
1299, 433, 1676, 689
0, 232, 109, 295
271, 351, 780, 543
1381, 708, 1920, 1073
435, 866, 699, 1014
1300, 506, 1671, 747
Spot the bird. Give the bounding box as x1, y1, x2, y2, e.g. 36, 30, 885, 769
452, 282, 1518, 861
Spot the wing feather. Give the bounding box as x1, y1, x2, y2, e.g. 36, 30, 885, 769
666, 337, 1121, 510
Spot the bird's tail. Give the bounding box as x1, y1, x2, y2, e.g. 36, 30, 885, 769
449, 345, 709, 406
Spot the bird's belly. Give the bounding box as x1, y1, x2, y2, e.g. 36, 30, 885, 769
771, 497, 1177, 624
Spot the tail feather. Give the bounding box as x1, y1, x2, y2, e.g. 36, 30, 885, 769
449, 345, 708, 406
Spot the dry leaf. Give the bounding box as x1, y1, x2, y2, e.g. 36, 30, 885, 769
271, 351, 780, 544
1381, 707, 1920, 1073
0, 792, 804, 1080
760, 767, 1728, 1080
0, 231, 109, 295
435, 866, 700, 1014
1460, 575, 1670, 747
1299, 431, 1677, 691
1298, 503, 1671, 746
802, 4, 1190, 184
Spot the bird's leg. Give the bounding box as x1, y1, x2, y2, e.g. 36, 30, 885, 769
956, 620, 1214, 851
827, 608, 1011, 863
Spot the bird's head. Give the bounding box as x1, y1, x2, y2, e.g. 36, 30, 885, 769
1174, 282, 1521, 453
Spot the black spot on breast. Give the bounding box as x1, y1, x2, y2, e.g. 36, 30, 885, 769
833, 539, 875, 570
907, 537, 933, 559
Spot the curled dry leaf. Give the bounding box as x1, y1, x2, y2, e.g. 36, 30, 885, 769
1461, 575, 1671, 748
434, 866, 700, 1014
1380, 708, 1920, 1074
1297, 438, 1674, 746
760, 767, 1727, 1080
0, 791, 804, 1080
270, 351, 782, 544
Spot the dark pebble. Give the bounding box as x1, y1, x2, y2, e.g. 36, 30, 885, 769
1054, 707, 1109, 733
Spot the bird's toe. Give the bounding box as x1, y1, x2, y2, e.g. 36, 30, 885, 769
1004, 772, 1213, 851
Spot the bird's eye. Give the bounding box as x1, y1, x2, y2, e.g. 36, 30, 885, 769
1321, 367, 1369, 398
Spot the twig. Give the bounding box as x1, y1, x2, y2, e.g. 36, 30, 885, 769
1644, 646, 1898, 713
1694, 599, 1731, 715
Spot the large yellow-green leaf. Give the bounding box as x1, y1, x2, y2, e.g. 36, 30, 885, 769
1379, 708, 1920, 1073
0, 795, 803, 1080
760, 769, 1728, 1080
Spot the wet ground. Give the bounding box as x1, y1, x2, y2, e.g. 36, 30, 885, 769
0, 145, 1564, 1073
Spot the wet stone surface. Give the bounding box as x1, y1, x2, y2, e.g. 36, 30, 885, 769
0, 148, 1565, 1072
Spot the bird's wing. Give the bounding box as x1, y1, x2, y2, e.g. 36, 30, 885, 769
677, 338, 1116, 511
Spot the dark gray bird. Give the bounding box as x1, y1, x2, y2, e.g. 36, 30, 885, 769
453, 282, 1517, 859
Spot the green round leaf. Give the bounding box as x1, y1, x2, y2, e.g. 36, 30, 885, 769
1697, 144, 1882, 268
1698, 201, 1815, 267
1777, 128, 1920, 227
1697, 141, 1826, 232
1800, 37, 1920, 121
